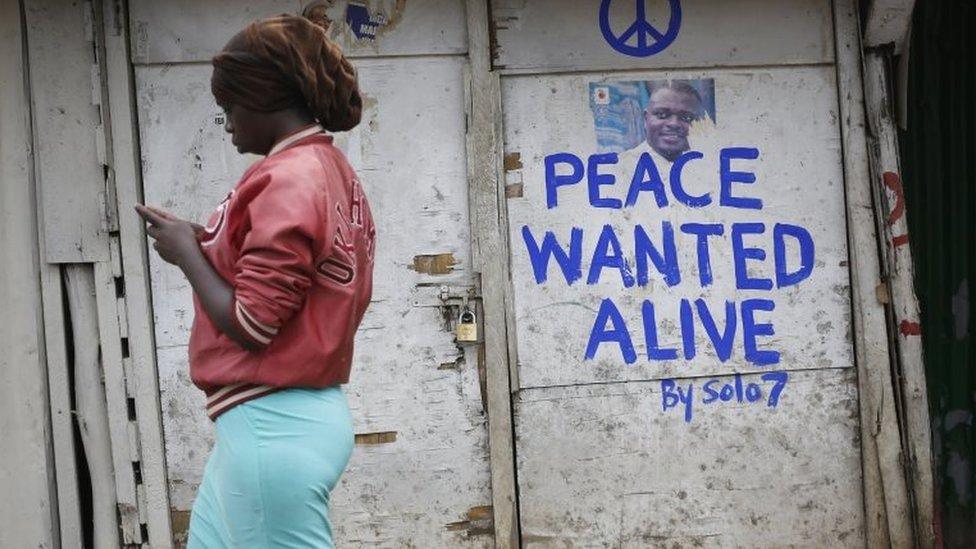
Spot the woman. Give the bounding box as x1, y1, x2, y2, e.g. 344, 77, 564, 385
136, 14, 375, 548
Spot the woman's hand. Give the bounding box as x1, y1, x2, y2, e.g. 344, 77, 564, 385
135, 204, 203, 267
135, 204, 257, 350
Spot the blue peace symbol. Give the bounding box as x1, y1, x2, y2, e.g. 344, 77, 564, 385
599, 0, 682, 57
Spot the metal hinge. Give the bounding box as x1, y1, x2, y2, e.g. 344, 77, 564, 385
438, 284, 481, 305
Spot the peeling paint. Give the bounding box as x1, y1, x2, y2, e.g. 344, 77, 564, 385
876, 281, 891, 304
438, 356, 464, 370
170, 509, 191, 545
318, 0, 408, 44
354, 431, 398, 445
505, 183, 524, 198
503, 152, 523, 171
445, 505, 494, 536
410, 253, 458, 275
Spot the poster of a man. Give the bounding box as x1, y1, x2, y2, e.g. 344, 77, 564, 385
589, 78, 716, 160
643, 81, 704, 161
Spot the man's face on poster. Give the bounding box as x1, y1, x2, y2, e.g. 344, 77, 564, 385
644, 88, 701, 161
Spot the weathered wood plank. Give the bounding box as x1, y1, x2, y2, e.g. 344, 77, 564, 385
515, 368, 864, 547
38, 265, 84, 549
466, 0, 520, 546
102, 0, 174, 543
24, 0, 109, 262
832, 0, 912, 545
129, 0, 467, 64
862, 50, 935, 548
492, 0, 833, 73
93, 261, 143, 544
64, 265, 121, 549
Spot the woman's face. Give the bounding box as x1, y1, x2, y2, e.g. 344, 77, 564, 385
219, 101, 274, 155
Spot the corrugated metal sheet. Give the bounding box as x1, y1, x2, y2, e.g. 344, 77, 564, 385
900, 1, 976, 545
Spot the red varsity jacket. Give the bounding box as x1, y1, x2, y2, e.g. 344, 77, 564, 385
189, 126, 375, 420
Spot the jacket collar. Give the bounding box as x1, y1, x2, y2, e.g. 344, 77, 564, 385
267, 124, 325, 156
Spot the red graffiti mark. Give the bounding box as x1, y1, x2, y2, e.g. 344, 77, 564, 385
883, 172, 905, 224
883, 172, 909, 247
899, 320, 922, 336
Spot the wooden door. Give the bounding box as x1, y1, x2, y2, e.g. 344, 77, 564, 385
128, 1, 496, 545
492, 0, 866, 544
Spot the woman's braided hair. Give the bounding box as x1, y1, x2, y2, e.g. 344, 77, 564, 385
211, 14, 362, 132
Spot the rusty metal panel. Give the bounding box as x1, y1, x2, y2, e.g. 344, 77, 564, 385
492, 0, 833, 72
135, 53, 492, 545
503, 66, 853, 389
515, 368, 864, 546
129, 0, 467, 64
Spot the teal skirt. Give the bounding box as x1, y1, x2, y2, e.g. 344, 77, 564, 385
188, 386, 354, 548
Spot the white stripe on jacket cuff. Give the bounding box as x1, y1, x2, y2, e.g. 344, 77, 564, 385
233, 301, 278, 346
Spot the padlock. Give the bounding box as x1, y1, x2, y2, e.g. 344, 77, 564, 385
456, 307, 478, 342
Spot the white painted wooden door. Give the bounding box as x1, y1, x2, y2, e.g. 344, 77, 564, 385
128, 1, 495, 546
493, 0, 866, 545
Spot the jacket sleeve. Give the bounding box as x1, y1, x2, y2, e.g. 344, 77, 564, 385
230, 170, 334, 349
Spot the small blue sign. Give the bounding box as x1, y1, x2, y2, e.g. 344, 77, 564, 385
346, 1, 386, 41
599, 0, 682, 57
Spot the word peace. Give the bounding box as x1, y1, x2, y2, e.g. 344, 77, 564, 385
545, 147, 764, 210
